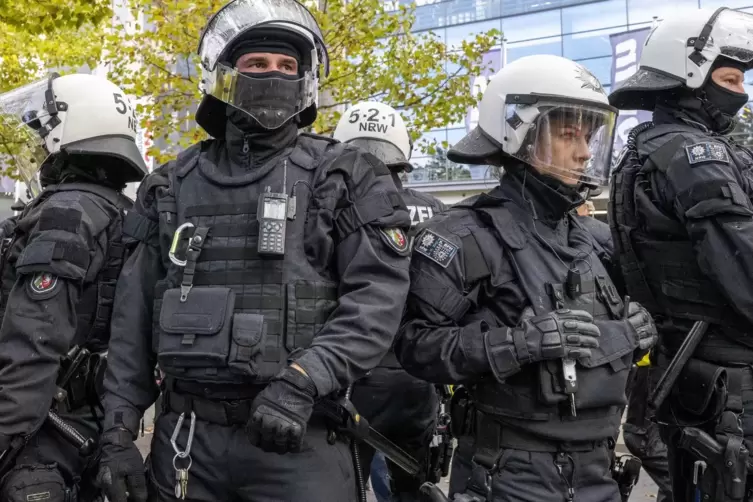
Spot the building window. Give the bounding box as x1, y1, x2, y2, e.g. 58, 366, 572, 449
627, 0, 700, 25
561, 0, 627, 34
445, 19, 502, 50
501, 9, 562, 42
701, 0, 753, 8
563, 26, 627, 60
507, 36, 563, 62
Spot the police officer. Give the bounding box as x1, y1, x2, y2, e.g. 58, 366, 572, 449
0, 73, 147, 501
333, 101, 446, 501
96, 1, 412, 500
608, 8, 753, 502
396, 54, 658, 502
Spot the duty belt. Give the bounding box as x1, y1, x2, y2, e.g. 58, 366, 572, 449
163, 391, 254, 426
475, 412, 608, 454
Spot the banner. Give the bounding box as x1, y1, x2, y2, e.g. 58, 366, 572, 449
610, 28, 653, 152
466, 49, 502, 133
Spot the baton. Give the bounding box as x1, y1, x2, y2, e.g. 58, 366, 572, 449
649, 321, 709, 410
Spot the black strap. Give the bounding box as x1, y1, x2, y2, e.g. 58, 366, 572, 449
180, 227, 210, 301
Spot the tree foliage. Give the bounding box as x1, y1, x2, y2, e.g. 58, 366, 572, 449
0, 0, 110, 180
103, 0, 500, 165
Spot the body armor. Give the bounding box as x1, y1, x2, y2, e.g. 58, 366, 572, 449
609, 123, 753, 351
461, 194, 632, 441
154, 135, 345, 385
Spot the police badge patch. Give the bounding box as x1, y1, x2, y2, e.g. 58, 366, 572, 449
27, 272, 60, 299
685, 142, 730, 165
380, 228, 409, 254
414, 229, 458, 268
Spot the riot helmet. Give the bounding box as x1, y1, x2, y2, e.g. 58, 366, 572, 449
448, 55, 618, 187
0, 73, 148, 196
332, 101, 413, 172
196, 0, 329, 138
609, 8, 753, 130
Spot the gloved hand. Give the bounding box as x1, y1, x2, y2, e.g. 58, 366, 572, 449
626, 301, 658, 351
513, 308, 601, 363
247, 365, 317, 454
484, 308, 600, 381
95, 428, 147, 502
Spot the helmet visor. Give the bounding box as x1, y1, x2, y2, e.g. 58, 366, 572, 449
506, 101, 617, 187
346, 138, 408, 167
198, 0, 328, 74
0, 78, 51, 197
204, 63, 317, 129
708, 9, 753, 65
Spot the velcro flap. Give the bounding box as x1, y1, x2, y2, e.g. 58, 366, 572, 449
17, 240, 56, 267
160, 287, 234, 335
232, 313, 265, 347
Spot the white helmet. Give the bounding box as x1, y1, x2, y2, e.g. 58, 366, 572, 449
332, 101, 413, 171
610, 8, 753, 110
196, 0, 328, 138
448, 55, 618, 187
0, 73, 148, 196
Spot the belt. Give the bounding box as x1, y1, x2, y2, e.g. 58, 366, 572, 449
163, 391, 254, 426
475, 412, 608, 454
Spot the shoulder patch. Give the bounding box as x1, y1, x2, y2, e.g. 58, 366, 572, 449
380, 228, 409, 255
685, 142, 729, 165
26, 272, 61, 300
414, 229, 459, 268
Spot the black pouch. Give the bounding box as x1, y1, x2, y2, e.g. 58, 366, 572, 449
2, 464, 67, 502
228, 313, 266, 376
539, 322, 634, 409
669, 358, 728, 424
158, 287, 234, 369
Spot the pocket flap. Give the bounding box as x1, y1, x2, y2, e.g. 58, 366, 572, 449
160, 287, 234, 335
579, 321, 634, 369
232, 313, 265, 347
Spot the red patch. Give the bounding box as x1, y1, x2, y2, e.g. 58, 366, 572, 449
30, 272, 58, 293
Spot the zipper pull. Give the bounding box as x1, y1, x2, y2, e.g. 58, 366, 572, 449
242, 138, 249, 154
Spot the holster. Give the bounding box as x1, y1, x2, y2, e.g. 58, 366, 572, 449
449, 386, 476, 439
660, 358, 728, 427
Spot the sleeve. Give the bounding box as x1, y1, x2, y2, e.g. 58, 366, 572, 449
295, 149, 412, 397
101, 170, 168, 435
0, 192, 113, 448
394, 224, 497, 385
660, 140, 753, 325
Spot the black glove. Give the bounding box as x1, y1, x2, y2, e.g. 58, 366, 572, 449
247, 366, 317, 454
484, 308, 600, 381
95, 428, 147, 502
513, 308, 601, 363
626, 302, 658, 351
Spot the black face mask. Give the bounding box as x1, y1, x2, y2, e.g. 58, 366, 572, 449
704, 79, 749, 122
227, 71, 302, 132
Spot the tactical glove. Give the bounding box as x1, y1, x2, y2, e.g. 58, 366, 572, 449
485, 308, 600, 381
626, 301, 658, 352
95, 429, 147, 502
247, 365, 317, 454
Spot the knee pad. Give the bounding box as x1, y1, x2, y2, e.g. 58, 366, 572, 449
1, 464, 72, 502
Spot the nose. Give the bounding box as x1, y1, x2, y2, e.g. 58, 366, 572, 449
575, 136, 591, 162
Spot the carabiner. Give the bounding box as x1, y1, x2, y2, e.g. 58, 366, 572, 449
169, 222, 195, 267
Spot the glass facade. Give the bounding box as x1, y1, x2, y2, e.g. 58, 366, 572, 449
403, 0, 753, 185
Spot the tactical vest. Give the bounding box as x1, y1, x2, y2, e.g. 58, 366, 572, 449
460, 197, 633, 442
153, 135, 344, 385
0, 183, 131, 352
609, 123, 752, 346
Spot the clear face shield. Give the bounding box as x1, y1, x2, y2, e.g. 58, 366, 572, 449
707, 9, 753, 68
507, 100, 617, 187
0, 78, 51, 197
198, 0, 328, 129
203, 62, 318, 130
